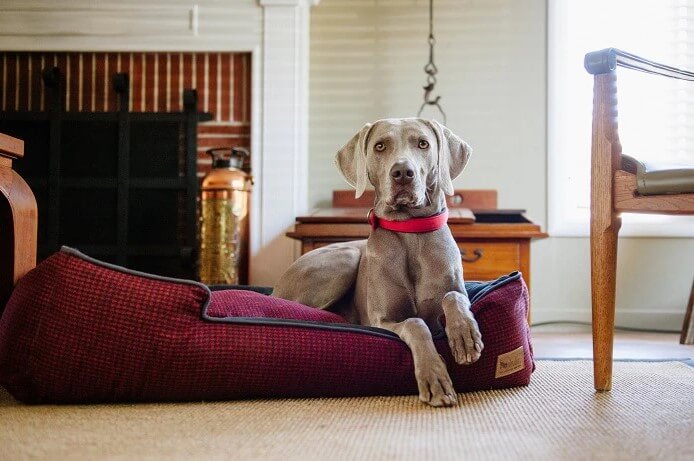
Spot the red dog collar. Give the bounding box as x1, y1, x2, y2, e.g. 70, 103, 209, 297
367, 208, 449, 233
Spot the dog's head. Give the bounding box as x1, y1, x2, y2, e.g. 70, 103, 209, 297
335, 118, 471, 218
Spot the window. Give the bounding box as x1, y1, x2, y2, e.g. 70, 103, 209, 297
548, 0, 694, 236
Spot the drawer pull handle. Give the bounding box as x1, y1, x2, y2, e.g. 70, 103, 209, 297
460, 248, 484, 263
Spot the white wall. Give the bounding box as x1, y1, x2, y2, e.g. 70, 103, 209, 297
310, 0, 694, 329
0, 0, 263, 51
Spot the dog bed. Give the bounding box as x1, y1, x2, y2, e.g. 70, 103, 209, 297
0, 247, 534, 404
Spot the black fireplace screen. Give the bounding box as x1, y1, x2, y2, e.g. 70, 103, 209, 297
0, 68, 212, 279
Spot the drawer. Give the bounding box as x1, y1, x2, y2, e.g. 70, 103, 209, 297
457, 241, 520, 281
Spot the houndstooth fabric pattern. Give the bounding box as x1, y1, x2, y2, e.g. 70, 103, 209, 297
207, 290, 348, 323
0, 249, 534, 404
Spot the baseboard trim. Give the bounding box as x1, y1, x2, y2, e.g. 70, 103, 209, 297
534, 358, 693, 366
530, 308, 685, 332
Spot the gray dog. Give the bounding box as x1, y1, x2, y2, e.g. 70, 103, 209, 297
273, 118, 483, 407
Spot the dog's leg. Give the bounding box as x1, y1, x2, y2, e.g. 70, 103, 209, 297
363, 232, 457, 407
273, 241, 365, 310
410, 230, 484, 367
377, 318, 457, 407
442, 291, 484, 365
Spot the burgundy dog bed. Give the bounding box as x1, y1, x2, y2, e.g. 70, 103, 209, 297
0, 247, 533, 404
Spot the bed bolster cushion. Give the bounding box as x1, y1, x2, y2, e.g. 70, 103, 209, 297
0, 247, 534, 404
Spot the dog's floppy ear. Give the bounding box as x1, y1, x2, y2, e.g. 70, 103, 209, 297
426, 119, 472, 196
335, 123, 374, 198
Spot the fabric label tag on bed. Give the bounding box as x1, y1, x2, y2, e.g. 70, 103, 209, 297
495, 346, 525, 378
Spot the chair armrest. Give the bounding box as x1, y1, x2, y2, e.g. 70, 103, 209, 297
0, 133, 24, 160
585, 48, 694, 80
0, 133, 37, 311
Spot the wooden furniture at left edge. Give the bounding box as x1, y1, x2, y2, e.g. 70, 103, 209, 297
0, 133, 37, 311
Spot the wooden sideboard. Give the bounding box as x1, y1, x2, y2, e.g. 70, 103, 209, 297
286, 190, 548, 297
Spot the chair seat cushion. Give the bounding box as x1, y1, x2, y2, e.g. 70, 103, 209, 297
623, 155, 694, 195
0, 247, 534, 404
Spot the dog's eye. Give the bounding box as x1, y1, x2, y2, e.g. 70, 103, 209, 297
418, 139, 429, 149
374, 142, 386, 152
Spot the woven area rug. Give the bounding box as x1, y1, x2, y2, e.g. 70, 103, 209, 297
1, 360, 692, 460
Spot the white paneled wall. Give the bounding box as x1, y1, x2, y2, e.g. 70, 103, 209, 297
310, 0, 545, 215
310, 0, 694, 329
0, 0, 262, 51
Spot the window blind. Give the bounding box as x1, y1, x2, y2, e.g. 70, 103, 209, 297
548, 0, 694, 236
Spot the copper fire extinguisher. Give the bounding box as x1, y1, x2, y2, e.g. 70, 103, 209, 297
198, 147, 252, 285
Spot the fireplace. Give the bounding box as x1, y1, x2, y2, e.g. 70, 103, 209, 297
0, 0, 316, 285
0, 52, 252, 280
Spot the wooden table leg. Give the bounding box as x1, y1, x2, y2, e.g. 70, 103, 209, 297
519, 240, 531, 322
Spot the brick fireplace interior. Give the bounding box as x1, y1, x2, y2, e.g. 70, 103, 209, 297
1, 52, 251, 175
0, 51, 252, 280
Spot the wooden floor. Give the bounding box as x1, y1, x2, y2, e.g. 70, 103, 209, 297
531, 324, 693, 359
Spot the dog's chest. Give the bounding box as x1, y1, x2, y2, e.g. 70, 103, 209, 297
368, 228, 461, 289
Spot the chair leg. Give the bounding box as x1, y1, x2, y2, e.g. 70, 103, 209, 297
590, 218, 620, 391
681, 278, 694, 345
590, 71, 622, 391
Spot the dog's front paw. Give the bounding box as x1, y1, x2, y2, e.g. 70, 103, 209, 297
446, 313, 483, 365
415, 355, 457, 407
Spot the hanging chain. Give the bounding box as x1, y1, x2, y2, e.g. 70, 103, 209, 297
417, 0, 447, 124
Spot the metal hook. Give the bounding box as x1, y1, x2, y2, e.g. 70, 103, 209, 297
417, 83, 447, 124
422, 82, 439, 104
424, 62, 438, 75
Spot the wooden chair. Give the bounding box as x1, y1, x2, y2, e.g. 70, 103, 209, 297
0, 133, 37, 311
584, 49, 694, 391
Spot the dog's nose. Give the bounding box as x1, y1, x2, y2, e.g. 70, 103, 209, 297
390, 161, 415, 185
